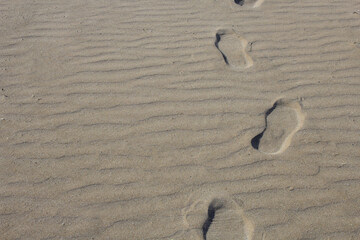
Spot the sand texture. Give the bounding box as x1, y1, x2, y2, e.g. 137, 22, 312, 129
1, 0, 360, 239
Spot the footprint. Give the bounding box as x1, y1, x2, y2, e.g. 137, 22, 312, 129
234, 0, 265, 8
251, 98, 305, 155
215, 29, 254, 70
182, 194, 254, 240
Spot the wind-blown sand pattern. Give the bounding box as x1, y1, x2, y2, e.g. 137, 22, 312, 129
1, 0, 360, 239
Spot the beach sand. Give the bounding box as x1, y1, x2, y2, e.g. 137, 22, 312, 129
1, 0, 360, 239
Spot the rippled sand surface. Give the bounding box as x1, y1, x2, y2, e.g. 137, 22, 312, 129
1, 0, 360, 239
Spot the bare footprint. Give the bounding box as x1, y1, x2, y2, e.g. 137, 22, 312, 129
182, 194, 254, 240
234, 0, 265, 8
215, 29, 253, 70
251, 98, 305, 155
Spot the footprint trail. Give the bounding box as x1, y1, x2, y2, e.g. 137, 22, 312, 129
252, 98, 305, 155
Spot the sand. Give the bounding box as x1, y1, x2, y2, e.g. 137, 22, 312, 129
1, 0, 360, 239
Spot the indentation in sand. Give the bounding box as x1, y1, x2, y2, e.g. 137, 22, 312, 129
215, 29, 254, 70
251, 98, 305, 155
182, 194, 254, 240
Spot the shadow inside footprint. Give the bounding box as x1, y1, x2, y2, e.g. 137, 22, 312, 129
251, 99, 305, 154
234, 0, 245, 6
202, 200, 224, 240
215, 33, 229, 65
251, 102, 278, 149
251, 132, 263, 150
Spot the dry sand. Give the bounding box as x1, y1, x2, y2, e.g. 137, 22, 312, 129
1, 0, 360, 239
